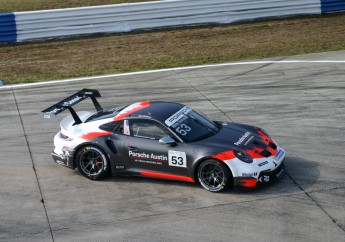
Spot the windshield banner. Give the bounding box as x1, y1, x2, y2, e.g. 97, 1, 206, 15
165, 106, 191, 127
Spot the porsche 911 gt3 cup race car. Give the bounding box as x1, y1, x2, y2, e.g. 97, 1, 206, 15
42, 89, 285, 192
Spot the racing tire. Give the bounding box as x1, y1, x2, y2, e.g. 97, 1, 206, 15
76, 146, 109, 180
197, 159, 230, 192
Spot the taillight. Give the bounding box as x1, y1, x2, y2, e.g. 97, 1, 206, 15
60, 132, 72, 141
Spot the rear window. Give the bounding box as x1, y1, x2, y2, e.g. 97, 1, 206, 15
99, 121, 124, 134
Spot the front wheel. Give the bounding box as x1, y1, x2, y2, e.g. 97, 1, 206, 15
197, 159, 231, 192
76, 146, 109, 180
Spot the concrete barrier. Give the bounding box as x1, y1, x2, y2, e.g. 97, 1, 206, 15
0, 0, 343, 43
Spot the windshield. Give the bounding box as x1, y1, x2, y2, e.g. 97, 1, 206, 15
165, 107, 219, 142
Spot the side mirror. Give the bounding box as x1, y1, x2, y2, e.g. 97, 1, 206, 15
159, 136, 176, 146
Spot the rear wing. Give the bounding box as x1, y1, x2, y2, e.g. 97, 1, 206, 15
42, 88, 103, 125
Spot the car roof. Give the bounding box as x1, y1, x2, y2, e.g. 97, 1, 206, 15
118, 101, 185, 124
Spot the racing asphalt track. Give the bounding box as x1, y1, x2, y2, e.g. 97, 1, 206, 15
0, 51, 345, 242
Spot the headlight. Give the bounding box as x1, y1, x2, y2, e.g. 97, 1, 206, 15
234, 149, 253, 163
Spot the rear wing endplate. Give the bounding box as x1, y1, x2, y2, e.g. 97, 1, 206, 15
42, 88, 103, 125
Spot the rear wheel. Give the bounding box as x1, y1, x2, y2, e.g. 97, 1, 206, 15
197, 159, 230, 192
76, 146, 109, 180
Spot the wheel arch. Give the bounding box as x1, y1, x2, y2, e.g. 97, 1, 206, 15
192, 157, 234, 186
72, 142, 111, 169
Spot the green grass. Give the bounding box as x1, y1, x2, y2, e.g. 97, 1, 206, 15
0, 0, 154, 12
1, 13, 345, 85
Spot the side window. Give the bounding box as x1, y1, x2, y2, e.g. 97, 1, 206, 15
130, 119, 170, 140
99, 121, 124, 134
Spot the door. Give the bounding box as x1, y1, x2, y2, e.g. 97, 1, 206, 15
124, 118, 189, 177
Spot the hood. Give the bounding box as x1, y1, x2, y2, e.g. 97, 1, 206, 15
201, 124, 253, 148
199, 123, 277, 158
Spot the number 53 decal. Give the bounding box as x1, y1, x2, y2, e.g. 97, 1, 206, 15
175, 124, 191, 136
168, 150, 187, 167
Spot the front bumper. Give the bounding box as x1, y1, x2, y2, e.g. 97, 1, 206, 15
234, 159, 285, 188
257, 161, 285, 185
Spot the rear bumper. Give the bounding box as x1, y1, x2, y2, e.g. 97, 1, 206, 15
234, 159, 285, 188
51, 151, 74, 168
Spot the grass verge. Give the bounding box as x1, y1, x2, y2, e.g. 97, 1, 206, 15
0, 13, 345, 85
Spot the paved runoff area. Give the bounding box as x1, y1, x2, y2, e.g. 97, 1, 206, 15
1, 51, 345, 242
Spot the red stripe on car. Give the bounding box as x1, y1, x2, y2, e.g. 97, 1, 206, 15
212, 150, 236, 161
81, 131, 112, 140
245, 148, 265, 159
238, 179, 258, 188
113, 101, 150, 121
140, 170, 194, 182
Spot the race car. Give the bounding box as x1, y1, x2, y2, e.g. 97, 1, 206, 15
42, 89, 285, 192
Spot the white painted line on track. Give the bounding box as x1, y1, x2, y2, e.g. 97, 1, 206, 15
1, 60, 344, 90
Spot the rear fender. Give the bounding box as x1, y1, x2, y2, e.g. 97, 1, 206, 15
72, 141, 111, 169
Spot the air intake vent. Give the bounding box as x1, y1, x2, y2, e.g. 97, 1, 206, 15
100, 123, 119, 132
259, 149, 272, 158
268, 142, 277, 150
252, 140, 266, 148
106, 140, 117, 154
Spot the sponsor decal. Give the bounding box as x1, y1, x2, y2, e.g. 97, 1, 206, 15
129, 151, 150, 159
244, 135, 254, 145
151, 154, 168, 160
115, 165, 125, 169
135, 159, 163, 165
46, 107, 61, 115
276, 168, 284, 178
124, 120, 130, 135
242, 172, 257, 177
258, 161, 268, 167
259, 175, 270, 183
168, 150, 187, 167
138, 115, 151, 118
129, 150, 168, 165
234, 132, 252, 146
63, 95, 82, 106
274, 149, 284, 161
129, 150, 168, 161
165, 106, 191, 127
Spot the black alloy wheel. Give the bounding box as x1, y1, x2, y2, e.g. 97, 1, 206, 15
76, 146, 109, 180
197, 159, 230, 192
